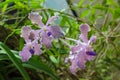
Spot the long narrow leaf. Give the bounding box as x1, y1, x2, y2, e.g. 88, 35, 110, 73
23, 59, 59, 80
0, 42, 30, 80
0, 54, 9, 60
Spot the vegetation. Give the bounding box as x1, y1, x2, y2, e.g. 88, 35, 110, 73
0, 0, 120, 80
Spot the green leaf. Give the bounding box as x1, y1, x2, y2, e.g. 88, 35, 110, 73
28, 0, 44, 9
0, 73, 4, 80
2, 3, 8, 13
78, 0, 84, 7
50, 55, 58, 64
0, 54, 9, 60
0, 42, 30, 80
4, 29, 20, 44
23, 58, 59, 80
80, 10, 90, 18
107, 0, 118, 7
0, 0, 21, 8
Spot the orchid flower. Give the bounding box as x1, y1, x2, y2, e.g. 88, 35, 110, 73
19, 12, 64, 62
28, 12, 64, 48
20, 26, 42, 62
65, 24, 96, 74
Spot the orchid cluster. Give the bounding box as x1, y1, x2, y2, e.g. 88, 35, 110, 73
19, 12, 64, 62
19, 12, 96, 74
65, 24, 96, 74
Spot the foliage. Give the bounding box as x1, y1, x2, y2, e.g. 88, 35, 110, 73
0, 0, 120, 80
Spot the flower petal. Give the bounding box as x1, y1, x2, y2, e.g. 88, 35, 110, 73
33, 42, 42, 55
86, 51, 96, 56
29, 48, 35, 54
29, 30, 37, 41
84, 46, 95, 60
19, 45, 32, 62
79, 24, 90, 43
48, 25, 64, 38
21, 26, 39, 43
71, 44, 82, 54
21, 26, 32, 43
69, 60, 78, 74
89, 36, 97, 43
47, 31, 52, 37
46, 16, 58, 26
28, 12, 44, 27
41, 31, 52, 49
77, 51, 86, 68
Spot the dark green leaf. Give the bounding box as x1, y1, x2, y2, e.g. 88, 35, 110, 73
0, 42, 30, 80
23, 58, 59, 80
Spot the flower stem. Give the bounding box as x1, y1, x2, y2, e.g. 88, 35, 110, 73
59, 38, 71, 48
65, 37, 78, 42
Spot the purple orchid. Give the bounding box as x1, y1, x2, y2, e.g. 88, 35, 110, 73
20, 26, 42, 62
19, 12, 64, 62
65, 24, 96, 74
28, 12, 64, 48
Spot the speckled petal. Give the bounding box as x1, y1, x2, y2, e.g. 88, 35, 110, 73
19, 45, 32, 62
21, 26, 39, 43
79, 24, 90, 43
71, 45, 82, 54
77, 52, 86, 68
33, 42, 42, 55
21, 26, 32, 42
69, 59, 78, 74
84, 46, 95, 60
41, 31, 52, 49
28, 12, 44, 27
77, 60, 86, 69
48, 25, 64, 38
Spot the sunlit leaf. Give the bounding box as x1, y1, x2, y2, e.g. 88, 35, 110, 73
80, 9, 90, 18
50, 55, 58, 64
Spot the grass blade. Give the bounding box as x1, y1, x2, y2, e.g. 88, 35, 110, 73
0, 42, 30, 80
23, 58, 59, 80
